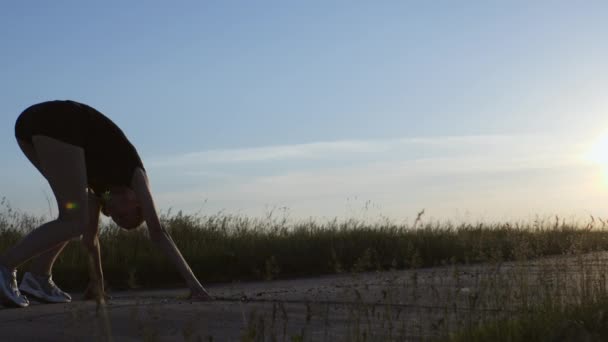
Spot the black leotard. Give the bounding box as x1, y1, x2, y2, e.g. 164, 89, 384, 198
15, 100, 145, 196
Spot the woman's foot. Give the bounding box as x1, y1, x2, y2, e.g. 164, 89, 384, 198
0, 264, 29, 308
19, 272, 71, 304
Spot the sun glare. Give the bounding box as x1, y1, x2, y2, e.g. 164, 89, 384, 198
584, 132, 608, 187
585, 133, 608, 165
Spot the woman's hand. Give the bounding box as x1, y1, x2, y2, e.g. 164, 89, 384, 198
188, 287, 214, 302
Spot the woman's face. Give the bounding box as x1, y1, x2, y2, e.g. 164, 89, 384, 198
106, 188, 143, 229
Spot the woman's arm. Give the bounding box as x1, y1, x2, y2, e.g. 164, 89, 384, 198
131, 167, 212, 300
82, 190, 106, 302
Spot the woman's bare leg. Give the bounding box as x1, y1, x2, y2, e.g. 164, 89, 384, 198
0, 135, 88, 269
27, 242, 69, 276
14, 139, 72, 275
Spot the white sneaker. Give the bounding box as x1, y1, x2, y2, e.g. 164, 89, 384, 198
19, 272, 71, 304
0, 265, 29, 308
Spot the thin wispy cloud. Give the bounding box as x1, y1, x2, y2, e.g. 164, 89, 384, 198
146, 134, 582, 168
147, 139, 389, 167
147, 133, 596, 221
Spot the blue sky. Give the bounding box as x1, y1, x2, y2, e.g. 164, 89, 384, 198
1, 1, 608, 222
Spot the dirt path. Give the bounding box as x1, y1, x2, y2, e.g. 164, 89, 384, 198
2, 252, 608, 341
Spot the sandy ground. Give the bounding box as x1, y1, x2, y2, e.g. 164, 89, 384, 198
2, 252, 608, 341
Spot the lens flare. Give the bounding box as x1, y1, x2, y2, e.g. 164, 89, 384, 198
65, 202, 78, 210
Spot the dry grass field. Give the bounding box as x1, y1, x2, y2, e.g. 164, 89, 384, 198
3, 198, 608, 340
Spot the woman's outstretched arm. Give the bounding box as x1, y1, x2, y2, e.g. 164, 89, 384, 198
131, 167, 212, 300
